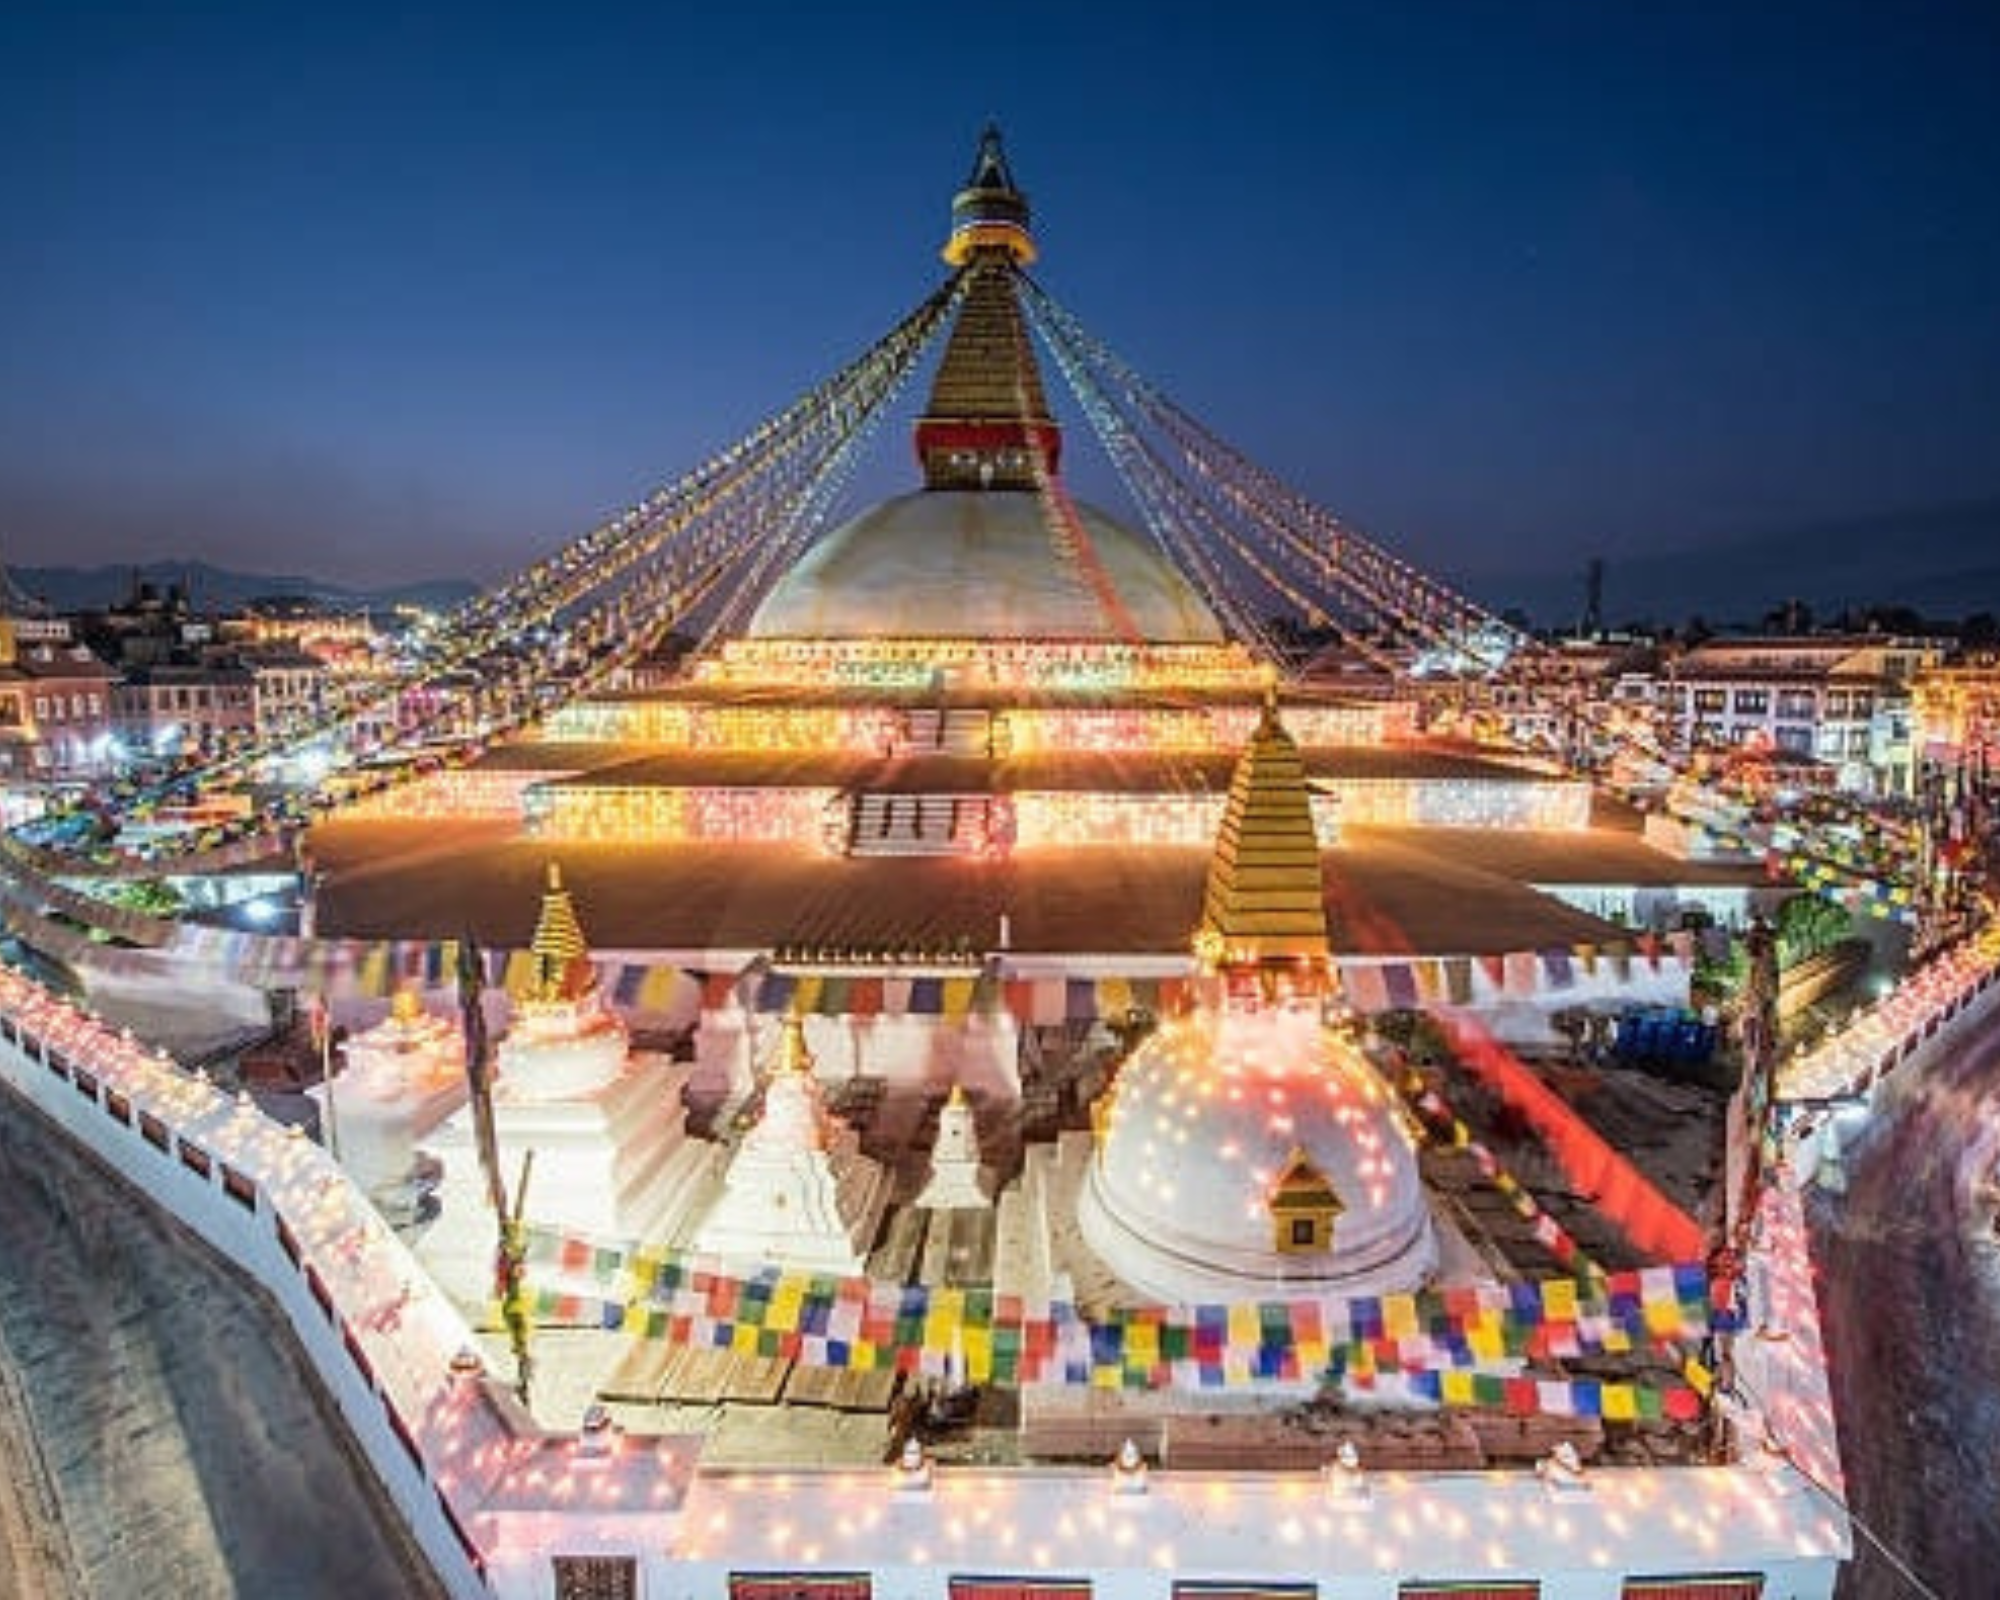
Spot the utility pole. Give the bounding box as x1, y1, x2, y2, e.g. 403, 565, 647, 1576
457, 933, 534, 1406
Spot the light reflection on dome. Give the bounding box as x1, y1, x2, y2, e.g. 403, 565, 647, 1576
1079, 1000, 1437, 1304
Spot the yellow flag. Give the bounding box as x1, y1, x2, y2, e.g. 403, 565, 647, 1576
1542, 1278, 1579, 1322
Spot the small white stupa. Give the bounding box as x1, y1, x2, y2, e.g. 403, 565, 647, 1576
691, 1014, 888, 1273
1063, 693, 1440, 1307
319, 987, 465, 1223
418, 864, 719, 1300
914, 1084, 993, 1210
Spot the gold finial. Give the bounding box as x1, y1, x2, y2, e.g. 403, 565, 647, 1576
942, 123, 1037, 266
1192, 924, 1226, 974
777, 1012, 815, 1076
390, 988, 421, 1023
523, 859, 592, 1001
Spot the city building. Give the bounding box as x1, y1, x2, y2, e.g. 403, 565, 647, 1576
236, 643, 333, 736
112, 658, 257, 759
1649, 633, 1947, 796
0, 557, 117, 791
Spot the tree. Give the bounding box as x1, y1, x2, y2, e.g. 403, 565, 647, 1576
1774, 892, 1852, 966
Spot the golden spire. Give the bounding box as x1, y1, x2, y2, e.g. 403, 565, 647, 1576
917, 125, 1059, 490
1197, 694, 1330, 965
524, 861, 593, 1002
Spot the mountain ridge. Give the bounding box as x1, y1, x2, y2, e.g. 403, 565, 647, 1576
1468, 496, 2000, 630
9, 559, 477, 615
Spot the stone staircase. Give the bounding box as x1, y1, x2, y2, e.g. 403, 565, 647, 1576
847, 792, 1000, 856
900, 705, 994, 756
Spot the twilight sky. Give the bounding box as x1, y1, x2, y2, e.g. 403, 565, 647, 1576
3, 1, 1997, 620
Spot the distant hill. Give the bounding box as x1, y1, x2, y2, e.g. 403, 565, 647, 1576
1472, 497, 2000, 632
17, 500, 2000, 637
9, 559, 478, 615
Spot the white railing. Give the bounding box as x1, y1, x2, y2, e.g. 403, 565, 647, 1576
0, 967, 688, 1599
1777, 926, 2000, 1106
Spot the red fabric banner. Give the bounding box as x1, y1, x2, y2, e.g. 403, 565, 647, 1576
1443, 1018, 1706, 1262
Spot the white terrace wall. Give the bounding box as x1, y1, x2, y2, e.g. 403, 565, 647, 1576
0, 970, 692, 1600
0, 984, 494, 1597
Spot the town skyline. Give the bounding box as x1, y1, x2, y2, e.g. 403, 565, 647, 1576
4, 2, 1999, 622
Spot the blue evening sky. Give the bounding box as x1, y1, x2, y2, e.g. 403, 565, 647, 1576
2, 1, 1997, 617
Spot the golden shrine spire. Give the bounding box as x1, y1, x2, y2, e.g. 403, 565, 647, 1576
1196, 690, 1331, 969
524, 860, 594, 1002
917, 125, 1061, 490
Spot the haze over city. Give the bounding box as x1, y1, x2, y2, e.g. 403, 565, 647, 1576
4, 0, 1999, 624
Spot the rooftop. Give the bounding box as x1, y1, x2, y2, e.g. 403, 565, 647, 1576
308, 813, 1757, 958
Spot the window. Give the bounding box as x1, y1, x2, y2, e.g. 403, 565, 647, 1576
555, 1556, 639, 1600
1291, 1218, 1318, 1246
1693, 689, 1726, 714
1732, 689, 1768, 716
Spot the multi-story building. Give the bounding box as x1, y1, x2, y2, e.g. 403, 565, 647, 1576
1650, 634, 1946, 796
238, 645, 332, 738
230, 597, 386, 677
1912, 654, 2000, 769
79, 576, 214, 669
112, 659, 258, 760
0, 632, 119, 783
1480, 636, 1662, 764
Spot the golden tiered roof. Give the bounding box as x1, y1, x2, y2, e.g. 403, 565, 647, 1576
918, 258, 1054, 434
523, 860, 594, 1002
1269, 1146, 1344, 1213
1197, 690, 1331, 964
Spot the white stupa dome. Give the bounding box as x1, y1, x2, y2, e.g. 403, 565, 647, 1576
747, 489, 1225, 643
1078, 1000, 1436, 1304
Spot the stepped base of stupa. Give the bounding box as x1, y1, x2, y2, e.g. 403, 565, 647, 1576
415, 1055, 720, 1303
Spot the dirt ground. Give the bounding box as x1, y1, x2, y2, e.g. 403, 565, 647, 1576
0, 1094, 446, 1599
